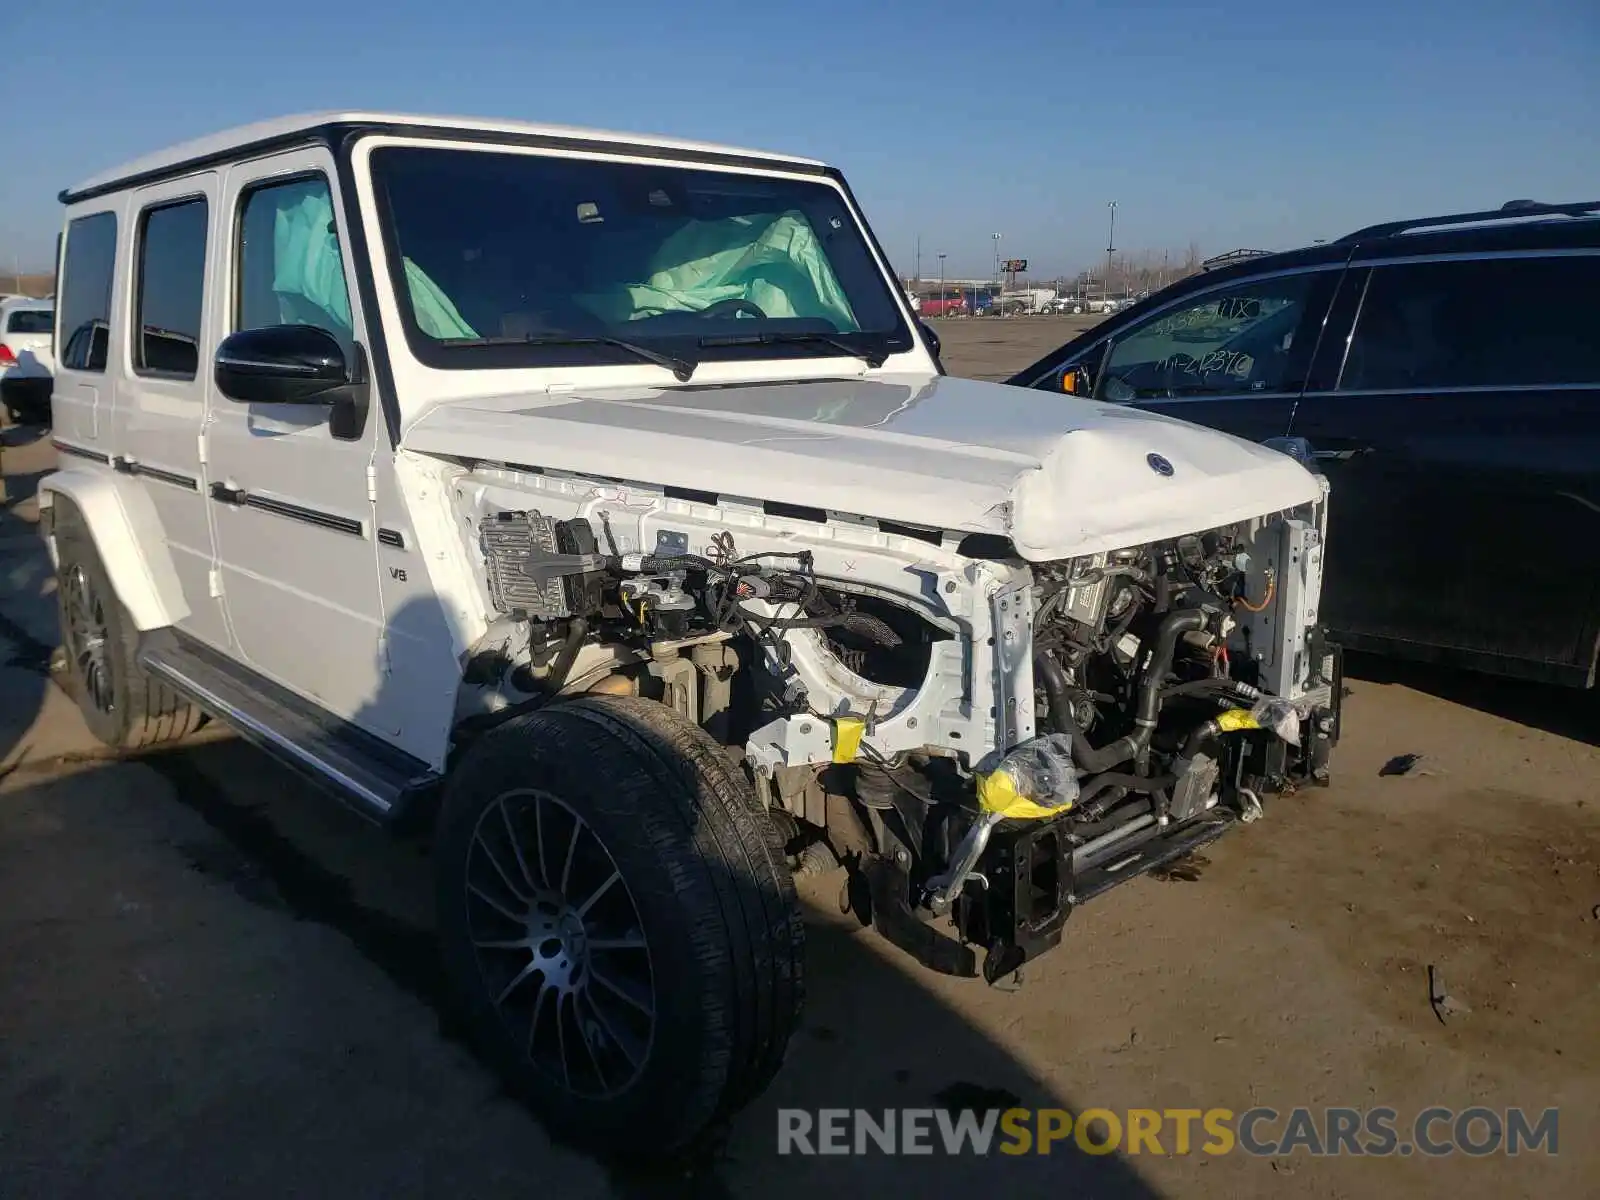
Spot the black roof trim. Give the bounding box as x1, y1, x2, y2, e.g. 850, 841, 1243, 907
1339, 198, 1600, 243
60, 120, 830, 205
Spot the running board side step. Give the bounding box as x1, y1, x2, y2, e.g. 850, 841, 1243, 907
138, 629, 441, 827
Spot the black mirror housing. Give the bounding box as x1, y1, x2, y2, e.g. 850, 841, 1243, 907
215, 325, 349, 405
918, 319, 942, 361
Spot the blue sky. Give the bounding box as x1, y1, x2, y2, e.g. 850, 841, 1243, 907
2, 0, 1594, 277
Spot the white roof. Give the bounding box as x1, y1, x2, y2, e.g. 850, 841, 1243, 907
65, 111, 827, 200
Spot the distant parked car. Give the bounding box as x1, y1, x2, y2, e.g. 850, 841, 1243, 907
0, 297, 54, 424
1008, 198, 1600, 689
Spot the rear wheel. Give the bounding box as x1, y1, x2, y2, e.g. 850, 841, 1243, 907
53, 501, 203, 749
434, 695, 804, 1157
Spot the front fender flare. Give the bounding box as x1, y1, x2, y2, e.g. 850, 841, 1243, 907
38, 467, 189, 631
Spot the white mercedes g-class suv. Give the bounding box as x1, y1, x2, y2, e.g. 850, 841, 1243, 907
41, 112, 1340, 1156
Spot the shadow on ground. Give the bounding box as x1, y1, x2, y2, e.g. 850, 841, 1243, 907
1343, 650, 1598, 747
1, 421, 63, 774
0, 734, 1163, 1198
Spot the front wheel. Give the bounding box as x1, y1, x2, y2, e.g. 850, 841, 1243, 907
434, 696, 804, 1157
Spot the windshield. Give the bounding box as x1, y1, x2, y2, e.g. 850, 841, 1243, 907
369, 146, 912, 372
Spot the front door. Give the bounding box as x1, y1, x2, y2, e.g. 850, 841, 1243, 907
1287, 253, 1600, 675
203, 148, 386, 726
1027, 268, 1343, 448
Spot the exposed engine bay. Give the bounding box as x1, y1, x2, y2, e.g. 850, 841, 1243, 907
445, 460, 1341, 985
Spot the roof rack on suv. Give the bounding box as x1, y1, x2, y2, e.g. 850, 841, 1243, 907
1201, 249, 1275, 271
1338, 199, 1600, 243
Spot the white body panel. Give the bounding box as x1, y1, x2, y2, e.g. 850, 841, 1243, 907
401, 375, 1321, 562
44, 110, 1328, 783
38, 464, 190, 630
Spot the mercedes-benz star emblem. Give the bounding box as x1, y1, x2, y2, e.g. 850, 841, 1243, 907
1146, 452, 1175, 477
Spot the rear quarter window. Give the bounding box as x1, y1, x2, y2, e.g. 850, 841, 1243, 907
58, 211, 119, 372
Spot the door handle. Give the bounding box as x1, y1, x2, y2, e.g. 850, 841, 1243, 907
1262, 436, 1375, 467
210, 482, 247, 505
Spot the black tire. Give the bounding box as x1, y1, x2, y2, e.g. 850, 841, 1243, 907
434, 695, 804, 1158
53, 501, 203, 750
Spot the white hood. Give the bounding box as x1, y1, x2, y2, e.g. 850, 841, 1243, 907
401, 374, 1321, 561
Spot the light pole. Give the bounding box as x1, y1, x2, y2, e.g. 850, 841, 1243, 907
992, 232, 1002, 280
937, 252, 946, 308
1105, 201, 1117, 301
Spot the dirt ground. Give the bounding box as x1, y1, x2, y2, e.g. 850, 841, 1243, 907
2, 325, 1596, 1199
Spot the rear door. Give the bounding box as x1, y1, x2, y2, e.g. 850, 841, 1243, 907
115, 175, 228, 649
1286, 252, 1600, 679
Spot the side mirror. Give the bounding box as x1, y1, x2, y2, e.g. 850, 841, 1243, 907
918, 320, 942, 361
215, 325, 349, 405
1056, 363, 1093, 398
214, 324, 370, 440
1261, 436, 1321, 471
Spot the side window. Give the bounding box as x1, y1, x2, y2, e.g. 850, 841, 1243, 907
134, 197, 208, 378
1341, 257, 1600, 391
58, 212, 118, 373
236, 175, 354, 352
1097, 274, 1320, 402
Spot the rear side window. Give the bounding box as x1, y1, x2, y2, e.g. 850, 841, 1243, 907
1341, 256, 1600, 390
135, 198, 208, 378
6, 309, 51, 334
58, 212, 118, 372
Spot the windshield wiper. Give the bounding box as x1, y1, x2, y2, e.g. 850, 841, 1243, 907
453, 334, 697, 382
697, 331, 887, 369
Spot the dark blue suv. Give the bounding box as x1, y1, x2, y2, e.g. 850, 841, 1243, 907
1009, 200, 1600, 689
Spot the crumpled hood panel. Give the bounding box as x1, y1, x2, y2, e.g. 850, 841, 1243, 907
402, 373, 1322, 560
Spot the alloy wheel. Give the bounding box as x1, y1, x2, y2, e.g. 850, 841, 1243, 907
62, 563, 114, 714
464, 789, 655, 1099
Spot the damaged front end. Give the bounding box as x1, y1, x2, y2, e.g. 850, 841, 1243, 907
443, 443, 1339, 987
858, 486, 1341, 983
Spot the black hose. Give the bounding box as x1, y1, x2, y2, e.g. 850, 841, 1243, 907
1136, 610, 1206, 729
454, 617, 589, 735
1182, 718, 1222, 758
1035, 607, 1205, 777
745, 610, 903, 647
1161, 677, 1262, 703
1074, 772, 1174, 819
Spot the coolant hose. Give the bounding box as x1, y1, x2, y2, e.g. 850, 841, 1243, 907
1035, 608, 1205, 775
1137, 610, 1207, 729
1035, 651, 1134, 773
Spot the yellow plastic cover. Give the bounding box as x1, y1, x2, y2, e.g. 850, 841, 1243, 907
831, 716, 866, 764
976, 768, 1072, 821
1215, 708, 1262, 733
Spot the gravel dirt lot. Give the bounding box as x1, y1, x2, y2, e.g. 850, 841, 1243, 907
3, 322, 1596, 1199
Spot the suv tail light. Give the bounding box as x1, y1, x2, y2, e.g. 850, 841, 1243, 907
0, 344, 16, 365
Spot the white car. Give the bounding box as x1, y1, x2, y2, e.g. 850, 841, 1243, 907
0, 297, 54, 423
41, 111, 1340, 1156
